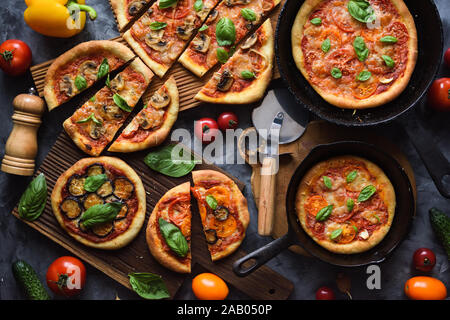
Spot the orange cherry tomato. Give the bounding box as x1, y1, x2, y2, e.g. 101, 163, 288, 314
404, 276, 447, 300
353, 83, 377, 100
305, 195, 328, 216
192, 273, 229, 300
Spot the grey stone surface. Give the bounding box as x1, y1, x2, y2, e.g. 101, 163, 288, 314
0, 0, 449, 300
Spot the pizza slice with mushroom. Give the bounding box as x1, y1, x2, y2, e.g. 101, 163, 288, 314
194, 19, 273, 104
179, 0, 280, 77
63, 58, 154, 156
110, 0, 152, 32
108, 76, 179, 153
123, 0, 220, 78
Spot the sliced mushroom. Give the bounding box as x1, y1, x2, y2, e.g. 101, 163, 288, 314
113, 177, 134, 200
205, 229, 218, 244
59, 75, 76, 97
79, 60, 98, 81
67, 175, 86, 197
176, 16, 196, 40
145, 29, 167, 52
149, 88, 171, 109
96, 180, 114, 198
102, 104, 123, 120
83, 193, 105, 210
109, 74, 125, 92
206, 9, 218, 23
92, 221, 114, 238
87, 164, 105, 176
196, 6, 210, 21
241, 33, 258, 50
216, 70, 234, 92
192, 33, 211, 53
89, 123, 105, 140
60, 197, 82, 220
225, 0, 250, 6
128, 0, 147, 16
136, 108, 165, 130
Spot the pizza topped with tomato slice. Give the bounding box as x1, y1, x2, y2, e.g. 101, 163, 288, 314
110, 0, 151, 31
191, 170, 250, 261
295, 156, 396, 254
291, 0, 417, 109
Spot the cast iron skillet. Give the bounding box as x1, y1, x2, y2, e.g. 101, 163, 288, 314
276, 0, 443, 127
233, 141, 415, 276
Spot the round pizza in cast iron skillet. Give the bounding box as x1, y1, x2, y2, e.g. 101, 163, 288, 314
233, 141, 415, 276
276, 0, 443, 126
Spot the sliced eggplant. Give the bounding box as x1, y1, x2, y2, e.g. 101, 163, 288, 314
149, 88, 171, 109
225, 0, 250, 6
217, 70, 234, 92
92, 221, 114, 238
79, 60, 98, 81
78, 219, 89, 233
113, 177, 134, 200
96, 180, 114, 198
204, 229, 218, 244
115, 203, 129, 220
241, 33, 257, 50
67, 175, 87, 197
214, 206, 229, 221
176, 16, 196, 40
86, 164, 105, 176
83, 193, 105, 210
60, 197, 82, 220
102, 104, 123, 120
109, 74, 125, 92
128, 0, 147, 16
89, 123, 105, 140
192, 33, 211, 53
59, 75, 76, 97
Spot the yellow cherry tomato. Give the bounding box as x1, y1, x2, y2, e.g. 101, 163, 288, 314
404, 276, 447, 300
192, 273, 229, 300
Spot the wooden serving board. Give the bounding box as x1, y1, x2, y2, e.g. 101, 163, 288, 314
11, 132, 293, 299
248, 121, 417, 256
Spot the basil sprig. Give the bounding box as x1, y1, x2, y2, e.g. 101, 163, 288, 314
353, 36, 369, 61
84, 174, 107, 192
79, 202, 122, 229
144, 144, 196, 178
330, 228, 343, 240
356, 70, 372, 81
241, 70, 256, 79
316, 205, 333, 221
97, 58, 109, 79
323, 176, 333, 189
206, 195, 218, 210
199, 25, 208, 32
76, 112, 102, 125
113, 93, 132, 112
347, 198, 355, 212
241, 8, 256, 21
347, 0, 375, 23
18, 173, 47, 221
331, 67, 342, 79
216, 18, 236, 46
159, 0, 178, 9
346, 170, 358, 183
382, 55, 395, 68
357, 185, 376, 202
380, 35, 398, 43
75, 75, 87, 91
194, 0, 203, 11
128, 272, 170, 300
159, 218, 189, 257
310, 17, 322, 26
150, 21, 167, 30
216, 48, 229, 64
321, 38, 331, 53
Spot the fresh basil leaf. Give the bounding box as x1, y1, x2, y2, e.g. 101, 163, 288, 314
323, 176, 332, 189
194, 0, 203, 11
331, 67, 342, 79
346, 170, 358, 183
321, 38, 331, 53
84, 174, 108, 192
206, 195, 218, 210
316, 205, 333, 221
159, 0, 178, 9
159, 218, 189, 257
128, 272, 170, 300
347, 198, 355, 212
75, 75, 87, 91
105, 73, 111, 88
353, 36, 369, 61
374, 214, 380, 223
382, 55, 395, 68
357, 185, 376, 202
18, 173, 47, 221
216, 17, 236, 46
80, 202, 122, 229
241, 70, 256, 79
113, 93, 132, 112
356, 70, 371, 81
380, 35, 398, 43
76, 113, 102, 125
216, 47, 229, 64
144, 144, 196, 178
347, 0, 375, 23
241, 8, 256, 21
89, 96, 96, 102
330, 228, 343, 240
352, 225, 359, 233
310, 17, 322, 26
199, 25, 208, 32
97, 58, 109, 79
150, 21, 167, 30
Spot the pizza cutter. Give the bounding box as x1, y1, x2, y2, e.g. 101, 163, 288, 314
251, 87, 309, 236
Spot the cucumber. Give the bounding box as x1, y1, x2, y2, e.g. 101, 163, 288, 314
429, 207, 450, 260
12, 260, 51, 300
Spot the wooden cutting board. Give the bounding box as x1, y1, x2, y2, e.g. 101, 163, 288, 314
246, 121, 417, 256
11, 132, 293, 299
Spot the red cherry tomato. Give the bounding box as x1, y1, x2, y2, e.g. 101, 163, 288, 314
217, 112, 239, 131
444, 48, 450, 68
413, 248, 436, 272
315, 286, 335, 300
427, 78, 450, 112
0, 40, 32, 76
46, 256, 86, 297
194, 118, 219, 144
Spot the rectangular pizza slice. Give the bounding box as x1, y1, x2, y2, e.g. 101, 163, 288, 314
178, 0, 280, 77
110, 0, 152, 32
63, 58, 154, 156
123, 0, 220, 77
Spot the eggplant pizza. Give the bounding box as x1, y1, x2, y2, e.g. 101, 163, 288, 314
51, 157, 146, 250
295, 156, 396, 254
291, 0, 417, 109
195, 19, 273, 104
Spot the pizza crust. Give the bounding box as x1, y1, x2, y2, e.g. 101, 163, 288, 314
44, 40, 136, 111
146, 182, 191, 273
295, 156, 396, 254
51, 157, 146, 250
291, 0, 418, 109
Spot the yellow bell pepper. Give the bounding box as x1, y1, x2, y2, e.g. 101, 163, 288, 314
24, 0, 97, 38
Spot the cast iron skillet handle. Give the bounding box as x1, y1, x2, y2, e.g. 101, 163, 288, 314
232, 232, 295, 277
405, 123, 450, 198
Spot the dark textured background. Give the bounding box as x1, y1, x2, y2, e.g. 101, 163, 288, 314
0, 0, 449, 300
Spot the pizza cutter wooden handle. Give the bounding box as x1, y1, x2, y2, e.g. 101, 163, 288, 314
258, 157, 277, 236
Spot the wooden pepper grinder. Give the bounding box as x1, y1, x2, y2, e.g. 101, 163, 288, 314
1, 88, 45, 176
